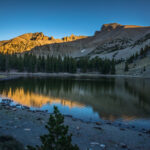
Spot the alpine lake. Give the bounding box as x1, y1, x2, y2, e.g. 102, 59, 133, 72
0, 76, 150, 129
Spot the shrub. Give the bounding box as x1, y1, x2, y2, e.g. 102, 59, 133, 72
0, 135, 24, 150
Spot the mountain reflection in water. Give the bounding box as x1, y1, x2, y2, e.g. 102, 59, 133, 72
0, 77, 150, 122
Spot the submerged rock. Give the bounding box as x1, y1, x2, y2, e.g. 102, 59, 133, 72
96, 122, 102, 125
24, 128, 31, 131
120, 143, 127, 148
100, 144, 106, 149
1, 98, 12, 104
22, 106, 30, 110
145, 130, 150, 134
76, 126, 80, 130
90, 142, 100, 146
93, 126, 102, 130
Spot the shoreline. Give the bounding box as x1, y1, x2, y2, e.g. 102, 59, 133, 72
0, 97, 150, 130
0, 99, 150, 150
0, 72, 150, 80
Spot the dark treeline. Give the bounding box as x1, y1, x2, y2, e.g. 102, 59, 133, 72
127, 45, 150, 64
0, 53, 116, 74
124, 45, 150, 72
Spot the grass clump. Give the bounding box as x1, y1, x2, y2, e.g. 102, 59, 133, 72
0, 135, 24, 150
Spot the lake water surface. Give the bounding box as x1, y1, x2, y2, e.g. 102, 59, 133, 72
0, 77, 150, 128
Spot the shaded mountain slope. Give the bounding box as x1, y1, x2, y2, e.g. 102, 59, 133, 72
27, 23, 150, 60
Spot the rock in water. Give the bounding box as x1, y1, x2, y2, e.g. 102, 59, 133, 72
120, 143, 127, 148
100, 144, 106, 149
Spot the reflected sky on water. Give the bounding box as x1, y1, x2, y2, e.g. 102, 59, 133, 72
0, 77, 150, 123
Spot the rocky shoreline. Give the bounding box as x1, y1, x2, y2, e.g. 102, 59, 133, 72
1, 72, 150, 80
0, 98, 150, 150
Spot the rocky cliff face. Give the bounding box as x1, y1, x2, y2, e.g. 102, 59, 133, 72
101, 23, 123, 31
0, 32, 87, 54
90, 23, 150, 59
100, 23, 143, 32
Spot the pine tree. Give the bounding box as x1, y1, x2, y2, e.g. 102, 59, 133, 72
57, 55, 63, 72
18, 55, 24, 72
5, 53, 10, 72
28, 106, 79, 150
101, 59, 111, 74
124, 62, 129, 72
140, 48, 144, 56
135, 52, 139, 59
70, 58, 77, 73
111, 59, 116, 74
143, 66, 146, 72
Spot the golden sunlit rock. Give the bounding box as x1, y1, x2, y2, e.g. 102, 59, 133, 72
0, 32, 87, 54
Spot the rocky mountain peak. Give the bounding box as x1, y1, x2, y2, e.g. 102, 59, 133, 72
30, 32, 49, 40
101, 23, 144, 32
101, 23, 123, 31
62, 34, 86, 42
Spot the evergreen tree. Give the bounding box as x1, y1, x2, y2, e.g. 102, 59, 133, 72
18, 55, 24, 72
0, 54, 6, 71
28, 106, 79, 150
124, 62, 129, 72
143, 66, 146, 72
0, 53, 117, 75
101, 59, 111, 74
5, 53, 10, 72
135, 52, 139, 59
111, 59, 116, 74
57, 55, 63, 72
140, 48, 144, 57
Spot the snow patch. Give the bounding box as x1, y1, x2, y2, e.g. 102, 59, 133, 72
81, 49, 86, 53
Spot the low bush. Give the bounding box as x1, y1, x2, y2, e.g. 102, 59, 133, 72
0, 135, 24, 150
